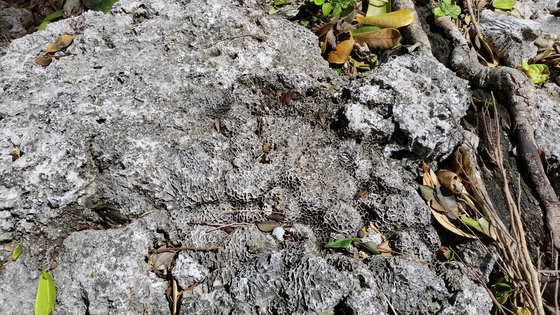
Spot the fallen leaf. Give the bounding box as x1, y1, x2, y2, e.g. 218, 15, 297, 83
492, 0, 515, 10
324, 238, 360, 249
354, 187, 369, 200
432, 211, 478, 238
34, 270, 57, 315
10, 147, 21, 161
359, 241, 380, 254
11, 244, 23, 261
148, 250, 176, 278
36, 54, 53, 67
352, 28, 401, 50
214, 118, 221, 133
349, 25, 381, 35
257, 220, 280, 232
475, 35, 499, 67
356, 9, 414, 28
460, 214, 497, 239
315, 111, 326, 127
434, 184, 461, 220
436, 169, 464, 194
328, 34, 354, 64
421, 162, 439, 188
436, 246, 453, 260
46, 34, 77, 53
267, 213, 284, 222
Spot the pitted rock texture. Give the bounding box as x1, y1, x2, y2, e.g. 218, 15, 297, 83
0, 0, 488, 314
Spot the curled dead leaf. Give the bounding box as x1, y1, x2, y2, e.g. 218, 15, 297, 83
437, 169, 464, 194
10, 147, 21, 161
328, 34, 354, 64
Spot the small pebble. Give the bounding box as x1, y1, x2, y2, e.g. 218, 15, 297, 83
272, 226, 284, 241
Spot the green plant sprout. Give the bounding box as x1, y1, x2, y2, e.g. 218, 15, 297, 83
310, 0, 352, 19
433, 0, 461, 18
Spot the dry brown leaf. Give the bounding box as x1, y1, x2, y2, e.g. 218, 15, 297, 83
421, 162, 439, 188
36, 55, 53, 67
475, 35, 499, 67
315, 22, 334, 38
432, 211, 478, 239
353, 187, 369, 200
437, 169, 464, 194
148, 250, 175, 278
328, 35, 354, 64
10, 147, 21, 161
352, 28, 401, 50
356, 9, 415, 28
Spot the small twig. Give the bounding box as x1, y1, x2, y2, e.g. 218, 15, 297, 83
378, 286, 398, 314
555, 251, 559, 314
177, 278, 204, 299
488, 96, 545, 315
465, 0, 483, 41
151, 246, 221, 254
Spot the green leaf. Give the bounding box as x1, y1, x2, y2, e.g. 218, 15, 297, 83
492, 0, 515, 10
331, 5, 343, 18
324, 238, 360, 249
91, 0, 119, 13
315, 0, 325, 5
38, 10, 63, 31
460, 215, 496, 239
448, 5, 461, 18
349, 25, 381, 35
433, 7, 445, 17
11, 244, 23, 261
433, 0, 461, 18
268, 6, 278, 14
322, 3, 332, 16
521, 60, 549, 84
34, 270, 56, 315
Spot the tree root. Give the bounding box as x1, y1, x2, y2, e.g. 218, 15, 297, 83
429, 16, 560, 253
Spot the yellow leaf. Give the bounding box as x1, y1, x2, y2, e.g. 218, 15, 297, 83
45, 43, 59, 53
328, 35, 355, 64
356, 9, 415, 28
54, 34, 77, 50
352, 28, 401, 50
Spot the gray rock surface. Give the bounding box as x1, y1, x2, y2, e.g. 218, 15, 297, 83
479, 9, 541, 67
0, 3, 33, 56
0, 0, 491, 314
